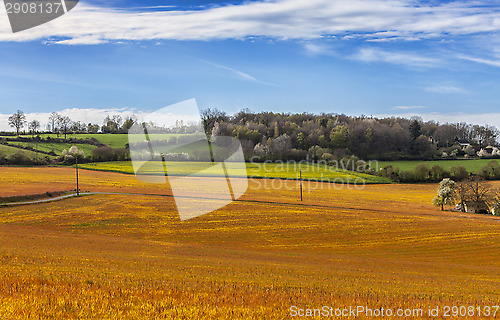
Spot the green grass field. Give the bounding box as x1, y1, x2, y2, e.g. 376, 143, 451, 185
17, 133, 129, 148
78, 161, 391, 184
0, 133, 127, 158
377, 159, 500, 173
15, 133, 195, 149
0, 144, 56, 160
5, 141, 97, 156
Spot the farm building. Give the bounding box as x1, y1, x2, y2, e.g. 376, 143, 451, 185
477, 146, 500, 158
492, 204, 499, 216
463, 201, 490, 214
456, 138, 471, 149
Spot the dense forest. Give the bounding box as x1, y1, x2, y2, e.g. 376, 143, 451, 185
203, 109, 499, 162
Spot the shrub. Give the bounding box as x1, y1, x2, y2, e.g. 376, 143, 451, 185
91, 147, 130, 162
399, 170, 415, 183
450, 166, 469, 181
379, 164, 399, 181
7, 151, 31, 165
59, 146, 86, 164
414, 163, 431, 181
430, 165, 450, 181
287, 149, 308, 162
478, 160, 500, 180
163, 153, 189, 161
464, 145, 476, 156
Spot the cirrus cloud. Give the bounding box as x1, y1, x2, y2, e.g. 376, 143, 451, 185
0, 0, 499, 44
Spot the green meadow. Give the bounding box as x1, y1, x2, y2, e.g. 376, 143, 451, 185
17, 133, 129, 149
376, 159, 500, 173
0, 144, 56, 161
78, 161, 391, 184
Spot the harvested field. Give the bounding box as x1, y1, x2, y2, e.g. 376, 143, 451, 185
0, 167, 499, 319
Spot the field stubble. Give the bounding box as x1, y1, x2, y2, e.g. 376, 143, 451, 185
0, 167, 499, 319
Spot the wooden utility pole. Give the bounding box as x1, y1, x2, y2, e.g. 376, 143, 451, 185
300, 168, 303, 202
76, 156, 80, 196
161, 154, 167, 175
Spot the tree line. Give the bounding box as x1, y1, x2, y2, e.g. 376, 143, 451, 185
7, 110, 136, 138
5, 108, 500, 163
203, 109, 499, 161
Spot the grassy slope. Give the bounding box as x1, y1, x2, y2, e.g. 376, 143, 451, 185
78, 161, 391, 184
0, 169, 499, 318
377, 159, 500, 173
17, 133, 187, 149
0, 134, 125, 158
2, 134, 239, 164
17, 133, 129, 148
6, 141, 96, 156
0, 144, 56, 160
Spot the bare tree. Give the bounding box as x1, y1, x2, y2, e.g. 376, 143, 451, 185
453, 122, 473, 141
112, 115, 123, 128
456, 176, 495, 213
28, 120, 40, 137
472, 124, 499, 147
57, 116, 72, 139
48, 112, 61, 133
102, 115, 121, 133
433, 125, 458, 148
8, 110, 27, 136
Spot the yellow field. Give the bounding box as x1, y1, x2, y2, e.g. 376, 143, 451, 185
0, 167, 499, 319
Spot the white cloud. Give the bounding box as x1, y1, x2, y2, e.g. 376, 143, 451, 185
0, 105, 210, 131
0, 0, 498, 44
377, 112, 500, 129
352, 47, 439, 67
392, 106, 428, 110
302, 42, 334, 56
424, 85, 466, 94
4, 108, 500, 134
0, 108, 140, 131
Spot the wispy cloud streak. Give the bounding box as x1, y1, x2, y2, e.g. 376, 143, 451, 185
200, 59, 279, 86
458, 55, 500, 67
0, 0, 498, 44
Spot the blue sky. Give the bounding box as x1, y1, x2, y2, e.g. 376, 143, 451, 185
0, 0, 500, 129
